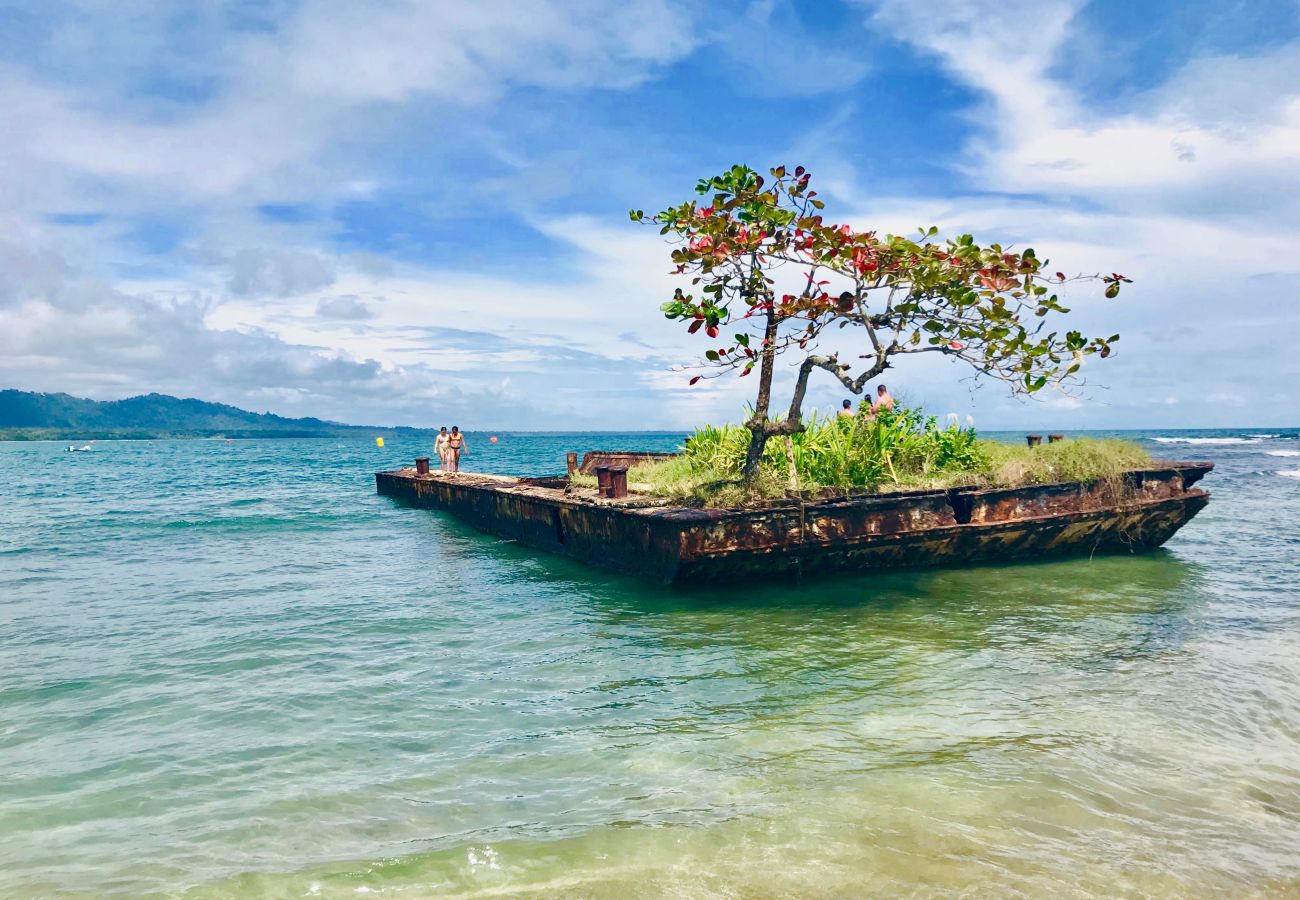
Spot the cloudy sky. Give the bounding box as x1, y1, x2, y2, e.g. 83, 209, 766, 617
1, 0, 1297, 430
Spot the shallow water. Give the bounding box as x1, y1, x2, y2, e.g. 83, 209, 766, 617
2, 429, 1299, 898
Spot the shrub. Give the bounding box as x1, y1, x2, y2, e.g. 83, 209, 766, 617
594, 405, 1153, 507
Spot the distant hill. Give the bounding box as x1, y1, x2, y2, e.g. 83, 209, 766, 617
0, 390, 437, 440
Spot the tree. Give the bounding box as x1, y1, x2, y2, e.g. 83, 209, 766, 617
633, 164, 1129, 482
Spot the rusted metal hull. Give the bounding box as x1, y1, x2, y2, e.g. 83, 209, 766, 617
375, 463, 1212, 584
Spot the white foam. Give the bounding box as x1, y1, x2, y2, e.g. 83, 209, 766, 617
1152, 437, 1259, 445
1267, 450, 1300, 457
1250, 434, 1281, 438
1279, 469, 1300, 479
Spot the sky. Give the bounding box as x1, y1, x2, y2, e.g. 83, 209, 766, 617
1, 0, 1297, 431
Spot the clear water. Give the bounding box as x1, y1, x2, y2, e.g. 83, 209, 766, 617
2, 430, 1298, 898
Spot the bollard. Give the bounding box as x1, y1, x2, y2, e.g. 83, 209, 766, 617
607, 466, 629, 500
1048, 433, 1064, 444
1026, 434, 1042, 448
595, 465, 613, 497
566, 451, 578, 476
415, 456, 430, 475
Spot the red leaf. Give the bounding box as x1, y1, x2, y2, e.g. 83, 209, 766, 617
687, 319, 702, 334
706, 325, 719, 338
689, 375, 702, 386
1055, 271, 1065, 280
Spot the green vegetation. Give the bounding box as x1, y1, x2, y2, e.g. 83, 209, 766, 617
589, 406, 1151, 508
0, 390, 439, 440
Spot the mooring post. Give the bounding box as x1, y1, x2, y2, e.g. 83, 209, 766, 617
1048, 433, 1064, 443
595, 465, 613, 497
607, 467, 629, 500
566, 452, 578, 476
1026, 434, 1042, 448
415, 456, 430, 475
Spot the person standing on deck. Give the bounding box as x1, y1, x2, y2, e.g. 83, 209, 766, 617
434, 427, 450, 472
447, 426, 468, 473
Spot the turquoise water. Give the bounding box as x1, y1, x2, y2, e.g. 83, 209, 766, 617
2, 430, 1299, 898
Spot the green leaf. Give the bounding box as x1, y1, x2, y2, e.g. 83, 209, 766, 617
705, 350, 720, 361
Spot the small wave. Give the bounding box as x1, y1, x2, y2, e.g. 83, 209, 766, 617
1250, 434, 1281, 439
1279, 469, 1300, 479
1268, 450, 1300, 457
1152, 437, 1259, 445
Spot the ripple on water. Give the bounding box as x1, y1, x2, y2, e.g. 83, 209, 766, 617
0, 433, 1298, 897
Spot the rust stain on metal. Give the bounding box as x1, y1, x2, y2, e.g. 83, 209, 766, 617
375, 462, 1214, 584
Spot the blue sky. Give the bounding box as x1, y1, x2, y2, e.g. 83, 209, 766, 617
1, 0, 1297, 429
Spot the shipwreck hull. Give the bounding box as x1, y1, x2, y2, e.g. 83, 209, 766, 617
375, 462, 1212, 584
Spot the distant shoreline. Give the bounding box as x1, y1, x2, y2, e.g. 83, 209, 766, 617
0, 429, 443, 442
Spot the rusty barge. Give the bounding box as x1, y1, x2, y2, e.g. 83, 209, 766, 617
375, 454, 1213, 584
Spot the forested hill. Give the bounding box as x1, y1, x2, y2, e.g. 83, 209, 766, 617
0, 390, 435, 439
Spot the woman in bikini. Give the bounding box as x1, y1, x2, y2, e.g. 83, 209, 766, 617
446, 426, 468, 473
434, 427, 450, 472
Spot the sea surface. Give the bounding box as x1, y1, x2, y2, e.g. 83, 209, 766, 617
2, 429, 1299, 898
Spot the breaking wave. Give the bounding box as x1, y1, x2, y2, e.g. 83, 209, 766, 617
1152, 437, 1260, 445
1279, 469, 1300, 480
1268, 450, 1300, 458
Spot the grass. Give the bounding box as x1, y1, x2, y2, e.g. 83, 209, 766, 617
574, 407, 1153, 508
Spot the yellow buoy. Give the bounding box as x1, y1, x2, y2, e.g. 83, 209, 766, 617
375, 437, 384, 447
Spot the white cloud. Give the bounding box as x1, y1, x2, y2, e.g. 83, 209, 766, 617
3, 0, 1296, 431
860, 0, 1300, 222
0, 1, 712, 428
0, 1, 699, 208
828, 0, 1300, 427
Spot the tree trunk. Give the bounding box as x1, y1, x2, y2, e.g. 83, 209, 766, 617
742, 307, 781, 482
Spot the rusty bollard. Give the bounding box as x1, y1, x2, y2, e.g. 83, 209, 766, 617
1048, 433, 1064, 444
566, 451, 578, 476
607, 466, 629, 500
415, 456, 430, 475
595, 465, 613, 497
1026, 434, 1042, 448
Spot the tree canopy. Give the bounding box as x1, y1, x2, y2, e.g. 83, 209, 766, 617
633, 164, 1129, 480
